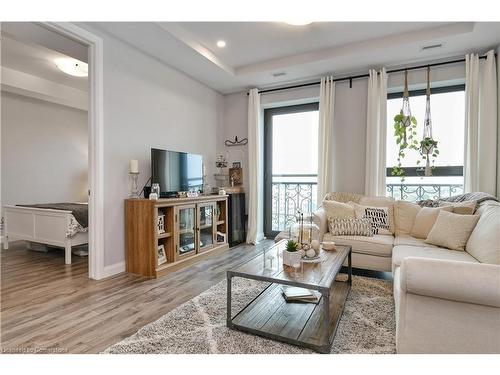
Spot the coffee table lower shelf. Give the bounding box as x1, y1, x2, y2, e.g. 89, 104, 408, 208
227, 279, 351, 353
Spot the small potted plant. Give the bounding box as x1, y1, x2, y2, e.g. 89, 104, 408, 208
283, 240, 303, 267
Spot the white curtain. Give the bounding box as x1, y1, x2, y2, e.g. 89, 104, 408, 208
317, 76, 336, 203
246, 88, 264, 244
365, 68, 388, 196
464, 50, 498, 195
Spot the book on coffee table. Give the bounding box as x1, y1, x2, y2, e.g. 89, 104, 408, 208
282, 286, 321, 304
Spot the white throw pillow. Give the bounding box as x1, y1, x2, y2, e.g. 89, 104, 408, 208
425, 211, 480, 251
350, 202, 391, 235
394, 200, 421, 235
328, 218, 373, 237
359, 196, 395, 234
410, 206, 453, 239
323, 200, 356, 220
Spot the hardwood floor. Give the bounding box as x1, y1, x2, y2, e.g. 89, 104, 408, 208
1, 240, 269, 353
1, 240, 391, 354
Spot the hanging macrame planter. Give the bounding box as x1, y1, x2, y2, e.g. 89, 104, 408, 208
419, 67, 439, 176
392, 70, 419, 179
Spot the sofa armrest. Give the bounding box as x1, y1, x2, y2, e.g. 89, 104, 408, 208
400, 257, 500, 308
313, 207, 328, 241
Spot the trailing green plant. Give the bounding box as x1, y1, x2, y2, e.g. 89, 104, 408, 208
285, 240, 299, 252
391, 110, 419, 180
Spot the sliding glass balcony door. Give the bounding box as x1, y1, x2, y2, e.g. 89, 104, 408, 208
264, 103, 319, 238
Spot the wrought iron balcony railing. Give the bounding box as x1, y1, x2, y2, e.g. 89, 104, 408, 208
271, 176, 317, 232
386, 183, 464, 202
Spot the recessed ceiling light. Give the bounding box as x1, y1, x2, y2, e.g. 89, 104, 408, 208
55, 58, 88, 77
284, 21, 313, 26
216, 40, 226, 48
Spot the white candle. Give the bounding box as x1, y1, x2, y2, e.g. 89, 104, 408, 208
130, 159, 139, 174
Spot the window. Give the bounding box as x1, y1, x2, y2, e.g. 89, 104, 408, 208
386, 85, 465, 201
264, 103, 319, 237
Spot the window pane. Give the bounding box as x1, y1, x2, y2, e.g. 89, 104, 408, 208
272, 111, 319, 175
386, 91, 465, 168
386, 89, 465, 201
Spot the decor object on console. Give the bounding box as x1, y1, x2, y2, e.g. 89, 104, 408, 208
157, 244, 166, 266
419, 67, 439, 176
228, 167, 242, 186
129, 159, 140, 198
149, 183, 160, 200
392, 71, 419, 180
157, 213, 165, 234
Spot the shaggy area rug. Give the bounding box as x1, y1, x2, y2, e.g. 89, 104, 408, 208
104, 275, 395, 354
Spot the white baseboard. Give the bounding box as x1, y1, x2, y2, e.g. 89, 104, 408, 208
101, 261, 125, 279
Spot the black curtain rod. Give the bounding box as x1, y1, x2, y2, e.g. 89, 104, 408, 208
248, 55, 492, 95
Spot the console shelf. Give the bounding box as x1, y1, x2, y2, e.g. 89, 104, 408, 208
125, 195, 229, 278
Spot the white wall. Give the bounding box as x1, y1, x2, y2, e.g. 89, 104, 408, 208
1, 92, 88, 206
80, 24, 224, 267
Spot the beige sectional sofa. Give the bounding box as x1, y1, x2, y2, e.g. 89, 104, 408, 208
313, 192, 500, 353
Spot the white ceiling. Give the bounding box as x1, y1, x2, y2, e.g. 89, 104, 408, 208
1, 33, 88, 91
91, 21, 500, 94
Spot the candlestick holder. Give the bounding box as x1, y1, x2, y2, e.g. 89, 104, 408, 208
129, 172, 140, 198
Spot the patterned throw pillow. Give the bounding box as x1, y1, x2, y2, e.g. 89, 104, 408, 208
350, 202, 391, 235
328, 218, 374, 237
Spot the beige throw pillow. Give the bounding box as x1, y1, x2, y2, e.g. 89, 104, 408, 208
410, 206, 453, 239
394, 200, 421, 235
350, 202, 391, 235
323, 200, 355, 220
440, 200, 477, 215
426, 211, 480, 251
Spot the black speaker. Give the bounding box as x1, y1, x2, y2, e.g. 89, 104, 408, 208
227, 193, 246, 247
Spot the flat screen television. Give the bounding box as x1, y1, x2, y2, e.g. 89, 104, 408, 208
151, 148, 203, 197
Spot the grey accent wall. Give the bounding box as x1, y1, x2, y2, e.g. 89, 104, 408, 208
80, 24, 224, 267
1, 92, 88, 207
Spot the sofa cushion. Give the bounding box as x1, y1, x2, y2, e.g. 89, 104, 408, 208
425, 211, 480, 251
323, 200, 355, 220
466, 202, 500, 264
442, 200, 477, 215
394, 234, 437, 248
323, 233, 394, 257
394, 200, 421, 235
324, 192, 363, 204
392, 245, 478, 272
410, 206, 453, 239
359, 196, 395, 234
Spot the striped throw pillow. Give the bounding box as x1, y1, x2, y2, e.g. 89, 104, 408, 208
328, 218, 374, 237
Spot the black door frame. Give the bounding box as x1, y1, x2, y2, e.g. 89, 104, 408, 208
263, 102, 319, 238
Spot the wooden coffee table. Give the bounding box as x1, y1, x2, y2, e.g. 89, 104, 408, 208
227, 240, 352, 353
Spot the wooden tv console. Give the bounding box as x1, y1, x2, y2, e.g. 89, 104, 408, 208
125, 195, 229, 278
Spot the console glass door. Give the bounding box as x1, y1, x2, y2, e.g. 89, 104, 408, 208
176, 205, 196, 257
198, 203, 215, 252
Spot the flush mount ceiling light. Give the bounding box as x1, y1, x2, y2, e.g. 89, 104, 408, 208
55, 58, 88, 77
284, 21, 313, 26
216, 40, 226, 48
